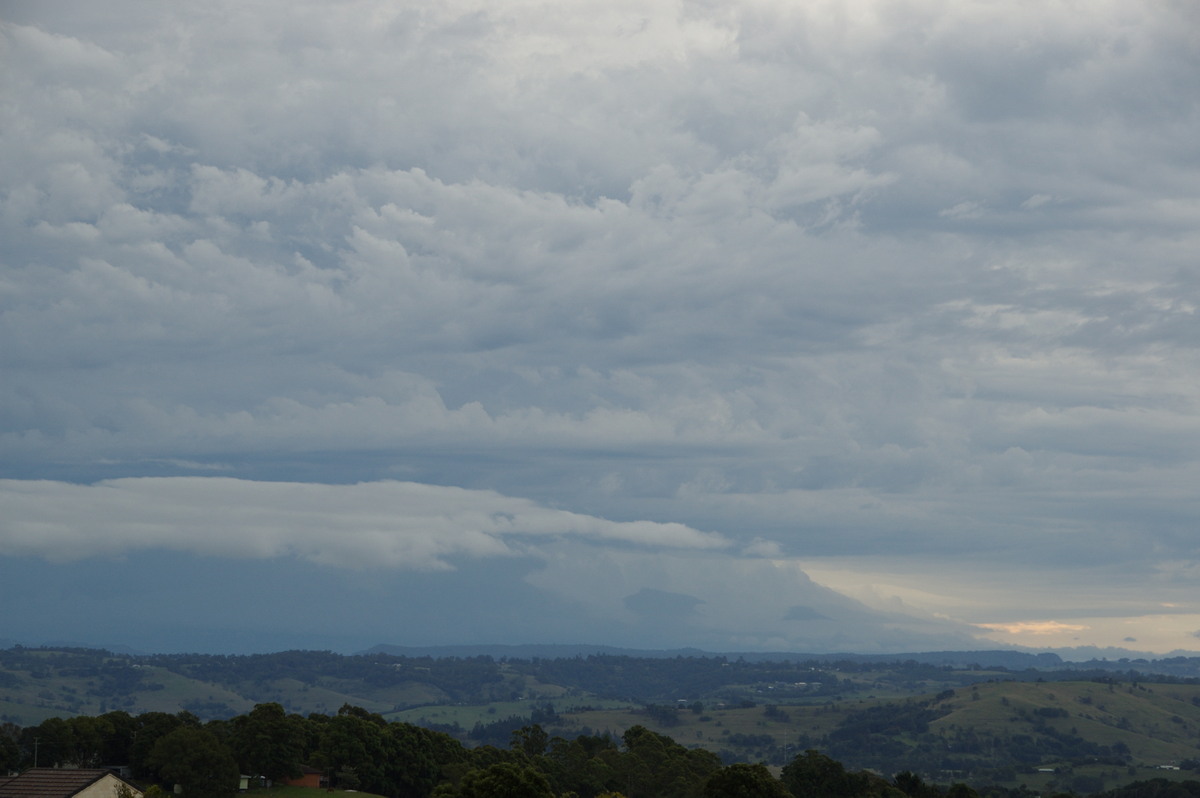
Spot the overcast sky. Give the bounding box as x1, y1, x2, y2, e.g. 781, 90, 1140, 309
2, 0, 1199, 656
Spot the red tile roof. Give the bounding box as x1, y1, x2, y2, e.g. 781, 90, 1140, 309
0, 768, 132, 798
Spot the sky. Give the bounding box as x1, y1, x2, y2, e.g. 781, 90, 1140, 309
2, 0, 1199, 657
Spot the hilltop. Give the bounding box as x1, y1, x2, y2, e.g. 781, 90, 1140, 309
5, 645, 1200, 792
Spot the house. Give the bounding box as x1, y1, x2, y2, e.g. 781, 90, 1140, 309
0, 768, 143, 798
284, 766, 326, 789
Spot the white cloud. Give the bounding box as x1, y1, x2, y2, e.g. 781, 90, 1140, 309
0, 477, 728, 570
3, 0, 1200, 651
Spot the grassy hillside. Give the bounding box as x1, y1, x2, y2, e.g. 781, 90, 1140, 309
7, 646, 1200, 792
522, 680, 1200, 793
379, 679, 1200, 791
0, 654, 258, 722
930, 680, 1200, 764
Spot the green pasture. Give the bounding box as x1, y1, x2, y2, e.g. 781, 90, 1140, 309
929, 680, 1200, 764
242, 787, 383, 798
386, 697, 635, 728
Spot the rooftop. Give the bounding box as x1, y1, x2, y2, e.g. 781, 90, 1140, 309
0, 768, 128, 798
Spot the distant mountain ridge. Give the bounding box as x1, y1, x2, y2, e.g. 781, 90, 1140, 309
361, 643, 1066, 670
360, 642, 1200, 677
3, 634, 1187, 668
360, 643, 716, 660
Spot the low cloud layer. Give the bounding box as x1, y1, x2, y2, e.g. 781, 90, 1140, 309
2, 0, 1199, 653
0, 476, 982, 653
0, 477, 727, 569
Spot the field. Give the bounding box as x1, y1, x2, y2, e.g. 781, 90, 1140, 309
240, 788, 383, 798
9, 647, 1200, 792
374, 679, 1200, 793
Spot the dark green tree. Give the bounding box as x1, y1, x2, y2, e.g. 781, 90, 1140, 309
458, 761, 555, 798
780, 750, 864, 798
945, 785, 979, 798
544, 734, 621, 797
147, 726, 240, 798
621, 725, 721, 798
0, 725, 20, 773
894, 771, 940, 798
130, 711, 197, 778
510, 724, 550, 758
317, 707, 388, 792
66, 714, 112, 767
97, 711, 138, 766
26, 717, 73, 767
381, 722, 469, 798
229, 702, 304, 782
703, 763, 794, 798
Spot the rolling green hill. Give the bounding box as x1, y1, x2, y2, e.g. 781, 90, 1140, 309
6, 646, 1200, 793
507, 680, 1200, 792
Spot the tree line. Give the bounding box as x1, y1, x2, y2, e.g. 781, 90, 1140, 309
8, 701, 1192, 798
0, 701, 988, 798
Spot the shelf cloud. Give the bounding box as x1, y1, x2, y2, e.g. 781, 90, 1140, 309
0, 477, 728, 570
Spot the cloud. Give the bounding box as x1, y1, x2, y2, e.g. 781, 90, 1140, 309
0, 475, 985, 652
973, 621, 1089, 636
784, 605, 830, 622
3, 0, 1200, 652
0, 477, 727, 570
624, 588, 705, 623
742, 538, 784, 558
523, 542, 983, 652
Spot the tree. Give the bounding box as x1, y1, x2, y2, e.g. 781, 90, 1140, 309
27, 717, 73, 767
703, 763, 793, 798
229, 702, 304, 782
148, 726, 240, 798
130, 711, 195, 778
97, 711, 138, 766
894, 771, 939, 798
510, 724, 550, 758
317, 710, 387, 792
66, 714, 111, 767
382, 722, 468, 798
544, 734, 621, 797
458, 762, 555, 798
780, 750, 864, 798
0, 726, 20, 773
621, 725, 721, 798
